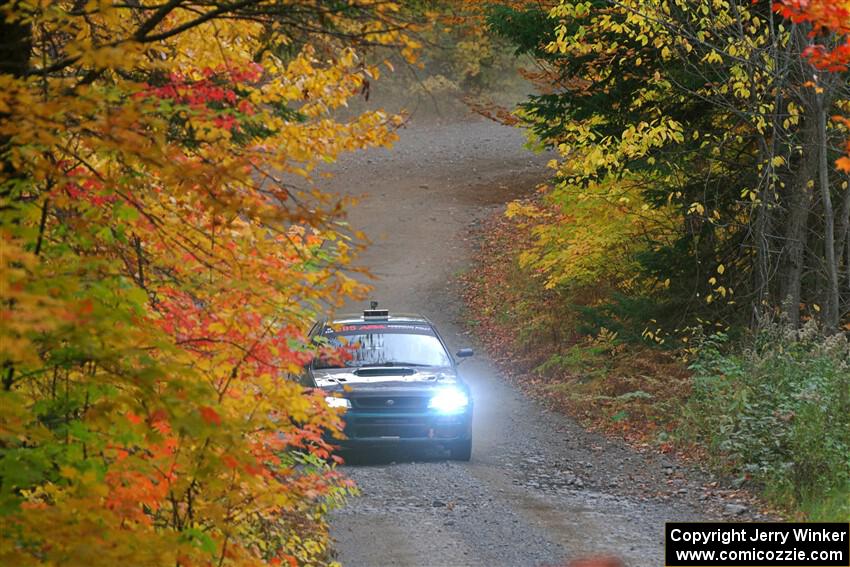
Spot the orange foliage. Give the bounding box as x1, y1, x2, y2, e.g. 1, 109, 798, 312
0, 1, 417, 565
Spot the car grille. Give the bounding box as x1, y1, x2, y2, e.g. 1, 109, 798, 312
351, 396, 429, 410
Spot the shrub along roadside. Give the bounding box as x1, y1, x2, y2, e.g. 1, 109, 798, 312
461, 206, 850, 520
681, 328, 850, 521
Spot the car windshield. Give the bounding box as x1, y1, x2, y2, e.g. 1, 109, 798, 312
314, 324, 451, 369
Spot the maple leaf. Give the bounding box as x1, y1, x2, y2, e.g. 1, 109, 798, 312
199, 406, 222, 426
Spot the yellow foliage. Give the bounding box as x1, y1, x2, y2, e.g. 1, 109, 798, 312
513, 178, 679, 294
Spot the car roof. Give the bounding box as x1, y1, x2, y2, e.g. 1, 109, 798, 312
327, 312, 433, 325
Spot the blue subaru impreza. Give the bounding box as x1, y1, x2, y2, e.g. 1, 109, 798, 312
304, 306, 473, 460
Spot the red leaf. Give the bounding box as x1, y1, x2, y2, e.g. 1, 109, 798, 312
199, 406, 222, 426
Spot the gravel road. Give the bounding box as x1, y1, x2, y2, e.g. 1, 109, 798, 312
316, 117, 764, 567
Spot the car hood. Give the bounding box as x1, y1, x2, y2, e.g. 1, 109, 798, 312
313, 366, 460, 393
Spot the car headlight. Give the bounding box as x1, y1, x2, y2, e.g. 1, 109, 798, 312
428, 388, 469, 413
325, 396, 351, 409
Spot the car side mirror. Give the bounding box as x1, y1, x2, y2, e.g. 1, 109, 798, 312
455, 348, 474, 358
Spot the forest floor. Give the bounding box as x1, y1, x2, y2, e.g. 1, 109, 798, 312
317, 115, 775, 567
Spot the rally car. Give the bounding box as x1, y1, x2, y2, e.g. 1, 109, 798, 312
303, 306, 474, 460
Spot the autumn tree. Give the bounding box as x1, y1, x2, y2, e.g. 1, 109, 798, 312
778, 0, 850, 325
0, 1, 416, 565
488, 0, 850, 335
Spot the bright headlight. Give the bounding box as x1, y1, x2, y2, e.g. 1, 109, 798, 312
428, 388, 469, 413
325, 396, 351, 409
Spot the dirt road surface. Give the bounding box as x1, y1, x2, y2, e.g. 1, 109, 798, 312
317, 117, 759, 567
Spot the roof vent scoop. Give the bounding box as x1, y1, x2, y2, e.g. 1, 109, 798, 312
363, 301, 389, 320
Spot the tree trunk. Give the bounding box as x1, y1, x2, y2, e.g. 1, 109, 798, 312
780, 119, 817, 328
844, 213, 850, 303
753, 137, 776, 328
816, 96, 840, 331
836, 175, 850, 318
844, 220, 850, 311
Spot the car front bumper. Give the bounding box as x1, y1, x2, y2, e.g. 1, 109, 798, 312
333, 408, 472, 448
